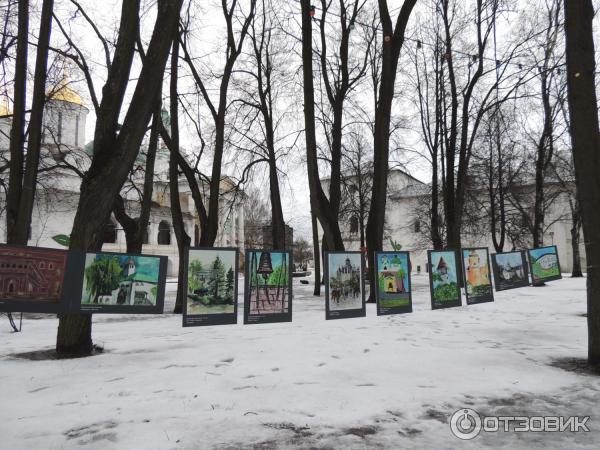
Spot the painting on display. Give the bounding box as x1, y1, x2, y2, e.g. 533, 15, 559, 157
427, 250, 462, 310
461, 248, 494, 305
244, 250, 292, 324
78, 252, 167, 314
491, 251, 530, 291
183, 247, 238, 326
325, 251, 366, 320
528, 245, 562, 284
374, 251, 412, 315
0, 245, 72, 313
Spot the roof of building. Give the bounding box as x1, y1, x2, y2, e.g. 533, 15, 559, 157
389, 183, 432, 199
46, 78, 86, 107
320, 167, 425, 185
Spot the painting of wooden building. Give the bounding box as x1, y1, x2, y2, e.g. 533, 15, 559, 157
0, 247, 68, 303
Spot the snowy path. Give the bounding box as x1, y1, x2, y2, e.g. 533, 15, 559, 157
1, 275, 599, 449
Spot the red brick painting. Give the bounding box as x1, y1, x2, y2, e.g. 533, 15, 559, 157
0, 247, 68, 303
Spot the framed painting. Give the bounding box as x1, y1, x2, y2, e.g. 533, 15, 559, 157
325, 251, 366, 320
244, 249, 292, 324
461, 248, 494, 305
374, 251, 412, 315
427, 250, 462, 310
183, 247, 239, 326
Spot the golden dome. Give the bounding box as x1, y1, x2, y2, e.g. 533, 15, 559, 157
46, 78, 85, 107
0, 101, 10, 117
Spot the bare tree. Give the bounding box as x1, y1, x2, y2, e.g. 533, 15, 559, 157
57, 0, 182, 355
338, 129, 373, 252
314, 0, 374, 252
524, 0, 565, 248
179, 0, 256, 247
364, 0, 417, 298
243, 188, 270, 249
232, 0, 288, 250
300, 0, 344, 252
564, 0, 600, 365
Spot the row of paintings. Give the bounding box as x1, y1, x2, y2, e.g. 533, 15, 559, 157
0, 244, 562, 323
427, 246, 562, 309
0, 245, 167, 314
183, 249, 293, 326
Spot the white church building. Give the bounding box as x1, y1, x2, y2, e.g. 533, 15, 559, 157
0, 81, 245, 276
322, 169, 584, 274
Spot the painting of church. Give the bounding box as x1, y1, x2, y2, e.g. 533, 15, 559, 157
463, 249, 491, 291
462, 248, 493, 304
0, 246, 68, 303
434, 255, 452, 285
378, 254, 406, 293
428, 250, 461, 309
81, 253, 161, 306
491, 251, 530, 291
327, 252, 363, 311
375, 251, 411, 313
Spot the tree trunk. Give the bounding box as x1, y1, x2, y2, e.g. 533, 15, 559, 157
57, 0, 181, 355
571, 213, 583, 278
431, 159, 443, 250
168, 36, 190, 314
5, 0, 28, 244
113, 104, 160, 254
311, 208, 321, 296
13, 0, 53, 244
300, 0, 345, 252
268, 155, 286, 250
365, 0, 417, 300
564, 0, 600, 365
56, 314, 93, 354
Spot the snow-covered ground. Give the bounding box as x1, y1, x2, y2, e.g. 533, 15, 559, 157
1, 274, 599, 449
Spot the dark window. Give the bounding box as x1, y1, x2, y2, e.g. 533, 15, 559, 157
57, 111, 63, 143
158, 221, 171, 245
143, 229, 149, 245
194, 225, 200, 246
350, 216, 359, 234
103, 221, 117, 244
75, 114, 80, 146
414, 220, 421, 233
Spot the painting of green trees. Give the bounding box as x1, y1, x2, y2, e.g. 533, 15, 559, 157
186, 249, 237, 315
83, 256, 123, 304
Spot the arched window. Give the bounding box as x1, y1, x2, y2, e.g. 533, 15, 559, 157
103, 221, 117, 244
414, 220, 421, 233
158, 221, 171, 245
350, 216, 359, 234
143, 229, 149, 245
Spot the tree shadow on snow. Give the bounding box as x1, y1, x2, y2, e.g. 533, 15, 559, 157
9, 344, 105, 361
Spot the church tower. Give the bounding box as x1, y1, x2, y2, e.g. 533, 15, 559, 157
43, 77, 88, 156
0, 97, 11, 151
